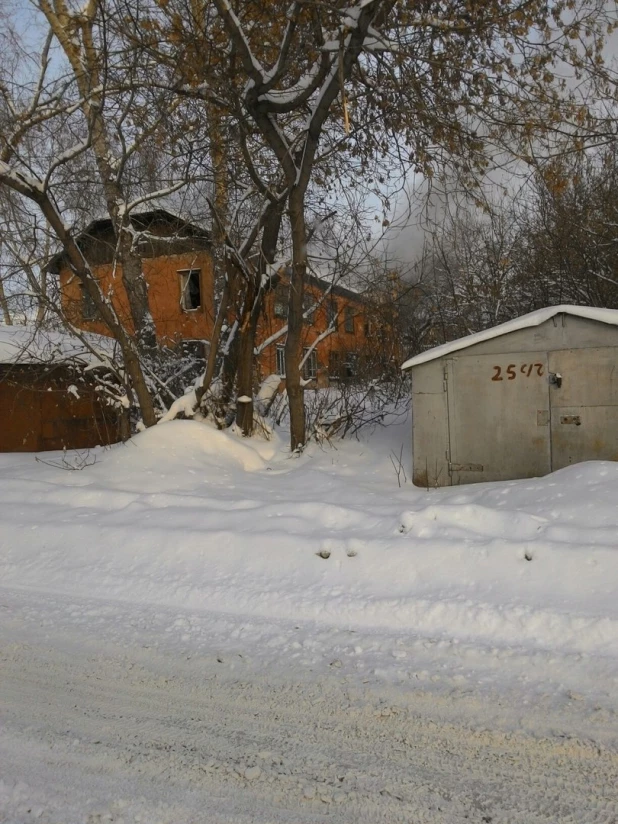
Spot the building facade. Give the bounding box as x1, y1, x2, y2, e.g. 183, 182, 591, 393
50, 210, 215, 346
257, 276, 369, 385
52, 210, 370, 386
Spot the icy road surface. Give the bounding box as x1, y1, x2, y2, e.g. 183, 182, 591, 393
1, 587, 617, 824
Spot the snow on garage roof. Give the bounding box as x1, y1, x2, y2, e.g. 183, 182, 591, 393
0, 324, 118, 368
401, 305, 618, 370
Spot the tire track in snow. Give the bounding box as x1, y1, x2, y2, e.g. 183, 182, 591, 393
1, 635, 617, 824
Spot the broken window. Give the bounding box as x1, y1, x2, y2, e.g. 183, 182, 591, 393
179, 269, 201, 311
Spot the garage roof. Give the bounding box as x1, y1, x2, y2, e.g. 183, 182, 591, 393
0, 325, 117, 368
401, 305, 618, 371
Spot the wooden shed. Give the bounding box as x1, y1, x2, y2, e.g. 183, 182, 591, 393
402, 306, 618, 487
0, 326, 123, 452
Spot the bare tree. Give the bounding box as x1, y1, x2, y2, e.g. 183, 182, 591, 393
512, 150, 618, 309
2, 0, 615, 447
0, 0, 196, 425
142, 0, 615, 450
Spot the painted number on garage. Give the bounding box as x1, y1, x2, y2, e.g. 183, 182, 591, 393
491, 363, 545, 381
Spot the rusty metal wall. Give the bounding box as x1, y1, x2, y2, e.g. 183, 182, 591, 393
0, 366, 121, 452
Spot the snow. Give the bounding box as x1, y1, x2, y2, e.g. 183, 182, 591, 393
1, 415, 617, 821
401, 304, 618, 369
256, 373, 282, 406
1, 416, 617, 672
0, 323, 117, 367
157, 387, 198, 423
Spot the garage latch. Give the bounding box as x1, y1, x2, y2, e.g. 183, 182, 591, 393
549, 372, 562, 388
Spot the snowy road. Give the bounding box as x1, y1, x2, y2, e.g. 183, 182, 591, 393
1, 588, 617, 824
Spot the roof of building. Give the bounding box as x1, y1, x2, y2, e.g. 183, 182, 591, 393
308, 274, 365, 304
401, 305, 618, 370
77, 208, 209, 239
46, 208, 210, 274
0, 324, 118, 368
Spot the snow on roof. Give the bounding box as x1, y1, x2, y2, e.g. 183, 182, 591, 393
0, 324, 118, 368
401, 305, 618, 371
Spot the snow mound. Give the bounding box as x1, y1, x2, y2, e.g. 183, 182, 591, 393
94, 420, 281, 491
400, 503, 547, 540
0, 420, 617, 689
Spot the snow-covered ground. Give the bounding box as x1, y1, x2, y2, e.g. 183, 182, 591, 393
1, 414, 617, 822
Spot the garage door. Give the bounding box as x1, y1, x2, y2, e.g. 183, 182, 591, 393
446, 352, 551, 484
549, 347, 618, 470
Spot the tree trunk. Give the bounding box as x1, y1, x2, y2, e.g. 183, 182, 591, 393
0, 243, 12, 324
0, 278, 12, 325
117, 227, 158, 351
286, 189, 307, 451
196, 268, 231, 407
209, 107, 228, 292
235, 297, 255, 436
234, 202, 284, 436
35, 266, 47, 325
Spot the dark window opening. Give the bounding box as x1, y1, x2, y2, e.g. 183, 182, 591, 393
179, 269, 201, 311
327, 299, 338, 330
274, 285, 288, 319
81, 285, 99, 321
303, 293, 315, 324
344, 305, 355, 334
344, 352, 358, 378
181, 339, 207, 362
328, 350, 341, 380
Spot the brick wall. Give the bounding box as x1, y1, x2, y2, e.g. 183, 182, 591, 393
256, 281, 368, 384
60, 251, 215, 345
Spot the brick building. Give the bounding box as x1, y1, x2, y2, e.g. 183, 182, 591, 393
258, 275, 369, 385
51, 209, 370, 386
49, 210, 215, 346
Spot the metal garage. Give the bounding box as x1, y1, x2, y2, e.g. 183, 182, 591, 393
402, 305, 618, 487
0, 325, 123, 452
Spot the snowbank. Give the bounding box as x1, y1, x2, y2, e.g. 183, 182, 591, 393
1, 419, 617, 674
